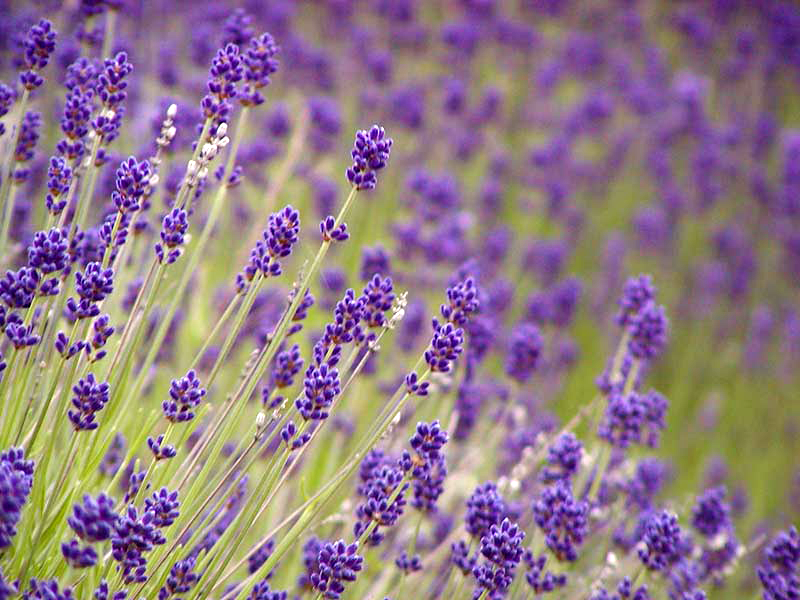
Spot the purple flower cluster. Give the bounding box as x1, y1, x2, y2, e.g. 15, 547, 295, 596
0, 447, 34, 550
28, 228, 68, 275
239, 206, 300, 289
68, 373, 110, 431
472, 518, 525, 598
401, 421, 449, 512
757, 526, 799, 600
163, 370, 207, 423
158, 557, 198, 600
202, 43, 243, 123
240, 33, 279, 106
309, 540, 363, 600
155, 208, 189, 265
346, 125, 393, 190
66, 262, 114, 319
505, 322, 543, 382
540, 433, 583, 483
20, 19, 57, 90
532, 481, 589, 562
354, 457, 408, 546
598, 389, 668, 449
638, 510, 685, 572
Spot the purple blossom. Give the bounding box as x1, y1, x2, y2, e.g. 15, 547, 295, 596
240, 33, 279, 106
627, 301, 669, 360
757, 526, 799, 600
616, 274, 656, 327
144, 488, 180, 527
532, 481, 589, 562
472, 518, 526, 598
354, 461, 407, 546
163, 370, 206, 423
158, 557, 198, 600
67, 493, 117, 543
20, 19, 57, 90
540, 433, 583, 483
61, 539, 97, 568
638, 510, 684, 572
155, 208, 189, 265
68, 373, 110, 431
0, 447, 34, 550
147, 435, 176, 461
466, 482, 506, 539
505, 323, 543, 383
523, 551, 567, 594
309, 540, 363, 599
346, 125, 393, 190
28, 228, 68, 275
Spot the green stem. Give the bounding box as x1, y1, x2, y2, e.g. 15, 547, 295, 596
189, 292, 241, 369
0, 182, 19, 256
101, 9, 116, 59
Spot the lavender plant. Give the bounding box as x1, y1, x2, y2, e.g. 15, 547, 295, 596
0, 2, 798, 600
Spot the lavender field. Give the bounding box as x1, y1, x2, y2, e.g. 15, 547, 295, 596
0, 1, 798, 599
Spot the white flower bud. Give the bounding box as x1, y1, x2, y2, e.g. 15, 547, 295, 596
167, 103, 178, 119
256, 412, 266, 430
216, 122, 228, 137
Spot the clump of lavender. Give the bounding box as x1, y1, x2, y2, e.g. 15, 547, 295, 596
0, 5, 796, 600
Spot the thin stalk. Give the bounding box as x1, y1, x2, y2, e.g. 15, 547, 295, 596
0, 182, 19, 256
101, 9, 116, 59
189, 292, 242, 368
69, 133, 103, 241
0, 87, 30, 229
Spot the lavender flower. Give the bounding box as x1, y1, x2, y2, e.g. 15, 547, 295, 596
309, 540, 363, 599
112, 156, 152, 214
0, 447, 34, 550
28, 228, 68, 275
144, 488, 180, 527
21, 579, 74, 600
691, 487, 731, 538
61, 539, 97, 568
616, 274, 656, 327
346, 125, 393, 190
523, 551, 567, 594
155, 208, 189, 265
424, 322, 464, 373
67, 262, 114, 319
466, 482, 506, 539
20, 19, 57, 90
472, 518, 526, 598
68, 373, 111, 431
627, 301, 669, 360
757, 526, 799, 600
147, 435, 176, 461
505, 323, 543, 382
67, 493, 117, 542
163, 370, 206, 423
0, 83, 14, 137
158, 557, 198, 600
202, 43, 243, 123
12, 111, 42, 183
111, 506, 166, 584
638, 510, 684, 572
532, 481, 589, 562
240, 33, 279, 107
540, 433, 583, 483
354, 461, 408, 546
